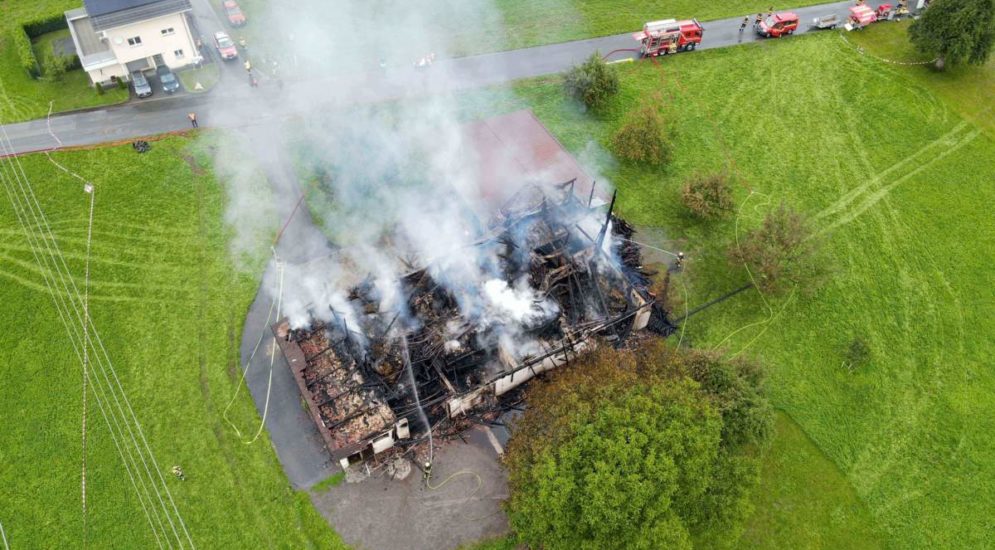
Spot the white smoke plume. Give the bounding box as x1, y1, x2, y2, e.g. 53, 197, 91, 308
205, 0, 618, 354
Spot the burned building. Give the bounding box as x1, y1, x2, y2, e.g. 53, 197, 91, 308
274, 183, 675, 468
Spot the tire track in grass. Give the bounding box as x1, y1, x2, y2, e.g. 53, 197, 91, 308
0, 251, 196, 307
821, 128, 980, 233
0, 240, 196, 273
813, 121, 971, 223
847, 148, 970, 532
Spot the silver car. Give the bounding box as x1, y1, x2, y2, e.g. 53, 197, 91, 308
131, 70, 152, 98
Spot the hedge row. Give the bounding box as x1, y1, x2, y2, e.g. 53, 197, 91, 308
11, 27, 40, 78
23, 15, 69, 39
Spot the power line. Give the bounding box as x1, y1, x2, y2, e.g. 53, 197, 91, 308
82, 183, 95, 549
0, 114, 193, 547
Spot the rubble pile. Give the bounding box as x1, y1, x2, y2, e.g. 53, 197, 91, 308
275, 182, 677, 467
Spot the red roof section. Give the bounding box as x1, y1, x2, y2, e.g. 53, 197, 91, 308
459, 109, 600, 210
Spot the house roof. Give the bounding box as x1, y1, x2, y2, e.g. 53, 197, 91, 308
459, 109, 601, 212
84, 0, 192, 31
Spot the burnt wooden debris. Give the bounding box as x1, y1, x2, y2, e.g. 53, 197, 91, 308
273, 183, 677, 467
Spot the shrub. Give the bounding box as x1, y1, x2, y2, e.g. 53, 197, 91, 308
95, 82, 105, 95
116, 76, 127, 90
728, 202, 828, 295
563, 52, 619, 111
682, 172, 736, 220
42, 52, 71, 81
11, 27, 40, 78
843, 337, 871, 371
611, 104, 672, 165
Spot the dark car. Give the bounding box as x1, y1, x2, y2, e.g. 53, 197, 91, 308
131, 70, 152, 98
156, 64, 181, 93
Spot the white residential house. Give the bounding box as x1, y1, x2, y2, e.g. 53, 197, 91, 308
65, 0, 199, 85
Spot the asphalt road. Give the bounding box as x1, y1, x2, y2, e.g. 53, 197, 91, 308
0, 1, 862, 156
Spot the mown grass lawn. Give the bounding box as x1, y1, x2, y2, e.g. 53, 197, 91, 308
1, 0, 128, 123
449, 30, 995, 547
0, 136, 345, 548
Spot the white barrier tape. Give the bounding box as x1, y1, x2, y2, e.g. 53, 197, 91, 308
839, 31, 937, 66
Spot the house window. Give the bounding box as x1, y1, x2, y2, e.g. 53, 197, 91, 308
127, 36, 142, 46
174, 49, 184, 58
161, 27, 175, 36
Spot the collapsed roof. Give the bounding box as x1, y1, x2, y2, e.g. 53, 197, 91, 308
274, 184, 675, 468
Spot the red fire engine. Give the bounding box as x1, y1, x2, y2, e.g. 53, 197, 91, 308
756, 12, 800, 38
633, 19, 704, 56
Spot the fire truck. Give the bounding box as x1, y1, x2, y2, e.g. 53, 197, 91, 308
633, 19, 704, 56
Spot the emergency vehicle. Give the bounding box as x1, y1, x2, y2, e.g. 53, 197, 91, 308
633, 19, 704, 56
756, 12, 800, 38
848, 5, 878, 27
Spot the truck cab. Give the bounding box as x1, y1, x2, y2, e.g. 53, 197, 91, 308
757, 12, 799, 37
634, 18, 704, 56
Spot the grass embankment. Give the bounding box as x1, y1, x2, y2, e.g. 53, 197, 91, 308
1, 1, 128, 123
740, 411, 882, 548
452, 30, 994, 547
0, 136, 345, 548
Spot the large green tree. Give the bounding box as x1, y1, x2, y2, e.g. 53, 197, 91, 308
909, 0, 995, 69
505, 345, 772, 549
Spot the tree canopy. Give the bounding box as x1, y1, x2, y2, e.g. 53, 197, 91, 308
909, 0, 995, 69
505, 344, 772, 550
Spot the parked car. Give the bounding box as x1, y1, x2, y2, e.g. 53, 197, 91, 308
131, 70, 152, 98
156, 64, 180, 93
223, 0, 246, 26
214, 31, 238, 60
757, 12, 800, 37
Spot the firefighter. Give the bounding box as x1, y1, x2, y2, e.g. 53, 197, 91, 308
244, 60, 252, 72
740, 17, 749, 32
676, 252, 685, 269
422, 461, 432, 484
754, 13, 763, 27
171, 465, 185, 481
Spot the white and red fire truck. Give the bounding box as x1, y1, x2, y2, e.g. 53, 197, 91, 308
633, 18, 704, 57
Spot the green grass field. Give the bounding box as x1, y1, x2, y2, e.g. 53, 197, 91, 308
1, 0, 128, 123
740, 411, 883, 548
446, 28, 995, 547
0, 136, 344, 548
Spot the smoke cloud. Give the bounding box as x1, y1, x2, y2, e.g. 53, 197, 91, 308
206, 0, 617, 352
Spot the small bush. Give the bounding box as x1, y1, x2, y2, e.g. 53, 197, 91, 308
42, 52, 71, 81
11, 27, 39, 78
95, 82, 105, 95
563, 52, 619, 111
116, 76, 127, 90
843, 338, 871, 371
682, 172, 736, 220
611, 103, 672, 165
728, 202, 828, 295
